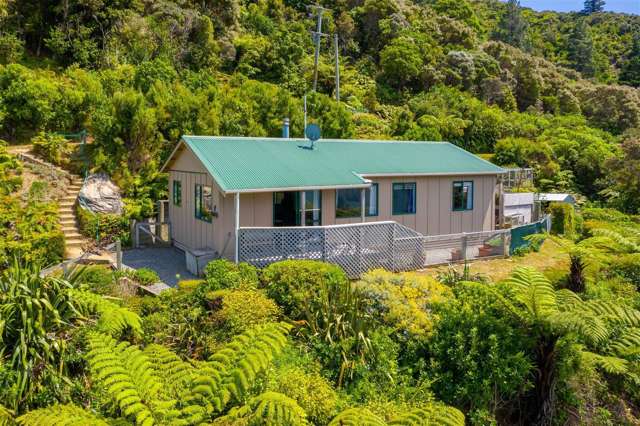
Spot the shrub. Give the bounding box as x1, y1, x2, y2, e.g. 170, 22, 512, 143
549, 202, 576, 238
270, 366, 339, 424
133, 268, 160, 285
177, 279, 205, 292
31, 132, 71, 167
206, 289, 280, 339
76, 207, 130, 246
606, 253, 640, 288
77, 265, 114, 295
357, 269, 452, 336
203, 259, 259, 291
262, 260, 349, 319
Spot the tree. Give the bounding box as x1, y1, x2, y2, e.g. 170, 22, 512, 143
582, 0, 605, 14
604, 138, 640, 214
496, 0, 528, 49
567, 20, 595, 77
496, 267, 640, 425
620, 34, 640, 87
380, 36, 424, 88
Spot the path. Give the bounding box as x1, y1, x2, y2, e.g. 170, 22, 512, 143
11, 148, 89, 259
122, 247, 197, 287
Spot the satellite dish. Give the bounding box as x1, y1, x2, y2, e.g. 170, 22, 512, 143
305, 124, 321, 142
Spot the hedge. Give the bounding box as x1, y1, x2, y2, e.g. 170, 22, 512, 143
549, 202, 576, 239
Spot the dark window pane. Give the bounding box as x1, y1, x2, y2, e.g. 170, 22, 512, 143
453, 181, 473, 211
392, 183, 416, 215
336, 188, 361, 218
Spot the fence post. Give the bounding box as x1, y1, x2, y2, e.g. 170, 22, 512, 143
390, 223, 396, 272
116, 239, 122, 270
461, 233, 468, 261
503, 230, 510, 257
321, 228, 327, 262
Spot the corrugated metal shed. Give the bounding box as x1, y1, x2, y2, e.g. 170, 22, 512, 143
166, 136, 505, 193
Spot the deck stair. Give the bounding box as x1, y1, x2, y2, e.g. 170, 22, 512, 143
58, 176, 87, 259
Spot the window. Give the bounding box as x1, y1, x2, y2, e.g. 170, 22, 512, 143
195, 184, 213, 222
335, 184, 378, 218
172, 180, 182, 206
392, 182, 416, 215
453, 181, 474, 211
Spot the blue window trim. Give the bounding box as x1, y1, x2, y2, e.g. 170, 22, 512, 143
392, 182, 417, 215
173, 180, 181, 206
195, 183, 212, 223
452, 181, 474, 211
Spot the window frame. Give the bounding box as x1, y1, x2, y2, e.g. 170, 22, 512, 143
452, 180, 474, 211
172, 180, 182, 207
195, 183, 213, 223
335, 184, 379, 218
392, 182, 417, 216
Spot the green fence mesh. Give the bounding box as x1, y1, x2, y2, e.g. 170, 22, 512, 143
510, 216, 550, 254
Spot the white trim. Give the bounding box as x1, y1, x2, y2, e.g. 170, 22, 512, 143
239, 220, 398, 231
359, 171, 504, 177
229, 183, 371, 194
160, 140, 185, 172
234, 193, 240, 264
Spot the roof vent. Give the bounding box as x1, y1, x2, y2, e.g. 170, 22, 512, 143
299, 123, 321, 150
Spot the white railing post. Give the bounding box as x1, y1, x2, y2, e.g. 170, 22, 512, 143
234, 192, 240, 264
360, 188, 366, 223
461, 232, 468, 261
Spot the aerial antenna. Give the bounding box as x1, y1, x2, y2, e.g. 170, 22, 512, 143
307, 4, 329, 92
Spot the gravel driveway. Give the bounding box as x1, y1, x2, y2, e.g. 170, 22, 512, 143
122, 247, 197, 287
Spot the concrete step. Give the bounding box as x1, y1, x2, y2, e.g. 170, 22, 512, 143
61, 195, 77, 202
65, 237, 84, 247
60, 222, 76, 228
62, 225, 80, 232
59, 201, 75, 208
67, 185, 82, 191
64, 231, 83, 239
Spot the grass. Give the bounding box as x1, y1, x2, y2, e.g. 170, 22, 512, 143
419, 240, 569, 282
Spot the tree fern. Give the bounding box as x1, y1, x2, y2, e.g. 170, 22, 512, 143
328, 408, 387, 426
388, 404, 465, 426
71, 289, 142, 337
86, 332, 175, 426
0, 405, 13, 426
186, 322, 292, 416
609, 327, 640, 356
502, 267, 557, 319
214, 392, 308, 425
16, 404, 110, 426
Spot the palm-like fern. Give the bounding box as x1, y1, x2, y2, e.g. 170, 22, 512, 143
70, 289, 142, 337
214, 391, 308, 425
16, 404, 110, 426
83, 323, 292, 425
328, 404, 465, 426
497, 267, 640, 425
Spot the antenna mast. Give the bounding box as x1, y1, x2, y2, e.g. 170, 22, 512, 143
307, 4, 329, 92
334, 33, 340, 101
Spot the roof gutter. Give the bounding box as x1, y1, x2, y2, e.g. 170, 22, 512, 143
226, 182, 371, 195
359, 171, 506, 177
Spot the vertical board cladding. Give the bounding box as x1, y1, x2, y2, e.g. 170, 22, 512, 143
324, 175, 497, 236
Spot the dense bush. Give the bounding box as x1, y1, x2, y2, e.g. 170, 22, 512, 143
76, 206, 130, 246
357, 269, 452, 336
31, 132, 71, 167
606, 254, 640, 289
205, 288, 280, 338
132, 267, 160, 286
76, 265, 115, 295
549, 202, 576, 239
203, 259, 259, 291
262, 260, 349, 319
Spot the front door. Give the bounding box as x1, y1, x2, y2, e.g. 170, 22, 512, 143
273, 191, 322, 226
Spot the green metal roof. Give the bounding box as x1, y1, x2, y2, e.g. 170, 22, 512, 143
174, 136, 505, 193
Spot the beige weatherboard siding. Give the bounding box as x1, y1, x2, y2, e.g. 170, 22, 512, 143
162, 136, 505, 259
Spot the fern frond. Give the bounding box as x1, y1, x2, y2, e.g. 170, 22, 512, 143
143, 344, 198, 399
580, 300, 640, 328
502, 267, 557, 319
609, 328, 640, 356
0, 405, 13, 426
548, 310, 610, 346
581, 351, 629, 375
17, 404, 109, 426
86, 332, 174, 426
554, 289, 582, 307
388, 404, 465, 426
328, 408, 387, 426
183, 322, 293, 422
588, 229, 640, 253
215, 392, 308, 425
71, 290, 142, 337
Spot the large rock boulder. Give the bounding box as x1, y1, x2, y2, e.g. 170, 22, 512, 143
78, 173, 124, 214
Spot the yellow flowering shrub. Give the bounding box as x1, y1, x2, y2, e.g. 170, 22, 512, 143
356, 269, 452, 336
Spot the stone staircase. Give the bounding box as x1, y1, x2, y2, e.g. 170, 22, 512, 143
58, 176, 86, 259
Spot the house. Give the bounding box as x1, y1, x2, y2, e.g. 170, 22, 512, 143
537, 193, 577, 205
161, 136, 506, 267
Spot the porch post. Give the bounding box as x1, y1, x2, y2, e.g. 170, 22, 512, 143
360, 188, 366, 223
234, 192, 240, 264
300, 191, 306, 227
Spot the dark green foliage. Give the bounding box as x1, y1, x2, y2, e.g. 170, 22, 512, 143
495, 0, 528, 49
606, 254, 640, 288
76, 207, 130, 246
76, 265, 115, 295
583, 0, 606, 14
203, 259, 259, 291
132, 268, 160, 286
550, 203, 576, 239
262, 260, 350, 319
568, 20, 596, 78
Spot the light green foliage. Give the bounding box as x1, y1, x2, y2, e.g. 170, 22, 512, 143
550, 203, 576, 239
0, 141, 22, 195
76, 207, 130, 247
205, 289, 280, 338
215, 391, 309, 425
132, 268, 160, 286
357, 269, 452, 335
328, 404, 465, 426
204, 259, 259, 291
31, 132, 70, 167
70, 289, 142, 337
17, 404, 109, 426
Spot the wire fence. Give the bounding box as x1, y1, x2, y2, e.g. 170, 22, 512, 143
237, 218, 552, 278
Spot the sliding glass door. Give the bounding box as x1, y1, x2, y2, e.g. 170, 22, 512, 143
273, 190, 322, 226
